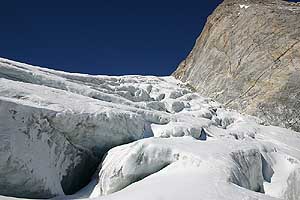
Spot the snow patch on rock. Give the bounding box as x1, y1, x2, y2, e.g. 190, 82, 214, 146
239, 4, 250, 9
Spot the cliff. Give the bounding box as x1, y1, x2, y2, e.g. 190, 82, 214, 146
173, 0, 300, 131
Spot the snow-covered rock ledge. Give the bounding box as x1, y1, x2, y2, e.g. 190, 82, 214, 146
0, 57, 300, 200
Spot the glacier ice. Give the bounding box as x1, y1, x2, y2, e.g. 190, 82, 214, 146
0, 58, 300, 200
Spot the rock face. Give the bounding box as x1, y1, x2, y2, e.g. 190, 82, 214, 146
173, 0, 300, 132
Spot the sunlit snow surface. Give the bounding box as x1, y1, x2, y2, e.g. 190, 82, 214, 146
0, 58, 300, 200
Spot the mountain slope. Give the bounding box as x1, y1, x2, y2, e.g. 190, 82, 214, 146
173, 0, 300, 132
0, 58, 300, 200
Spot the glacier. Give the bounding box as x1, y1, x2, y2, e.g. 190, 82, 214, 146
0, 57, 300, 200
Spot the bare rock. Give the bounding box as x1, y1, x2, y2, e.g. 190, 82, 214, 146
173, 0, 300, 132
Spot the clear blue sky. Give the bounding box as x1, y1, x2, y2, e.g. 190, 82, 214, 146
1, 0, 297, 76
0, 0, 224, 75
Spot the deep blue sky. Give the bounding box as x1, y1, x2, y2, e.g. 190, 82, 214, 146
1, 0, 296, 76
0, 0, 225, 75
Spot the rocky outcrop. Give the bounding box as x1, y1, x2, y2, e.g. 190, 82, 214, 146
173, 0, 300, 132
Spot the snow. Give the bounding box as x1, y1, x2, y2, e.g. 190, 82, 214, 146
263, 153, 299, 198
240, 4, 250, 9
0, 57, 300, 200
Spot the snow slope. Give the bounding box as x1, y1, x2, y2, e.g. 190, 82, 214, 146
0, 58, 300, 200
